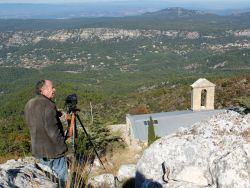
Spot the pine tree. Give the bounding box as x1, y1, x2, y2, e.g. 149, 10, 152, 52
75, 113, 123, 156
148, 116, 156, 146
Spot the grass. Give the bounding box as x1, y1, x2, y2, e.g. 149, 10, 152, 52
65, 153, 95, 188
0, 153, 21, 164
93, 146, 142, 176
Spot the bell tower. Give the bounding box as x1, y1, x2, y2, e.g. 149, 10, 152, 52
191, 78, 215, 111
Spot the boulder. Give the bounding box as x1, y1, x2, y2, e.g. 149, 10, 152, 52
136, 111, 250, 188
88, 173, 115, 188
117, 164, 137, 182
0, 157, 58, 188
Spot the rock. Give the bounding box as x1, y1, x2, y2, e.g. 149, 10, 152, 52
210, 144, 250, 188
88, 173, 115, 188
246, 113, 250, 123
134, 154, 141, 160
0, 157, 58, 188
136, 111, 250, 188
175, 166, 209, 186
117, 164, 137, 182
93, 157, 101, 167
109, 124, 131, 145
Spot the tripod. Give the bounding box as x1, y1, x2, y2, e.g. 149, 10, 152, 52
65, 109, 106, 170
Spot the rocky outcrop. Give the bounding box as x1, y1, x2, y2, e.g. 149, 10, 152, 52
1, 28, 202, 47
1, 28, 190, 47
0, 157, 137, 188
0, 157, 58, 188
88, 164, 137, 188
136, 111, 250, 188
2, 28, 249, 49
88, 173, 115, 188
234, 29, 250, 37
117, 164, 137, 182
1, 111, 249, 188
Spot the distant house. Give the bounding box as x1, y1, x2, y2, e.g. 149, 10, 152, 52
126, 78, 224, 144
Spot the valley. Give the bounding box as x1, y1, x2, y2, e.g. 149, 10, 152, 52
0, 7, 249, 162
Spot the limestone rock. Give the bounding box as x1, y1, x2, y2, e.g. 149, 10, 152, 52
88, 173, 115, 188
136, 111, 250, 188
0, 157, 58, 188
117, 164, 137, 182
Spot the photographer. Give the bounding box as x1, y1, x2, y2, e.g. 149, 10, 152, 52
25, 80, 68, 188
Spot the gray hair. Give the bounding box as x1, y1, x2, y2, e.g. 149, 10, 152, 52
35, 80, 46, 95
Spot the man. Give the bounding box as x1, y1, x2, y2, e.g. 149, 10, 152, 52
25, 80, 68, 187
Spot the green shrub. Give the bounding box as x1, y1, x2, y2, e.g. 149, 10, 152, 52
148, 116, 156, 146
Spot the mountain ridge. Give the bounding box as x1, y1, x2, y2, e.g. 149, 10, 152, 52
0, 7, 250, 32
0, 3, 250, 19
143, 7, 208, 17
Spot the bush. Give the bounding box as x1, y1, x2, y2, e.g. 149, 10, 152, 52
148, 116, 157, 146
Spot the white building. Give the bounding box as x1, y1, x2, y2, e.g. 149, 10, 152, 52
126, 78, 223, 144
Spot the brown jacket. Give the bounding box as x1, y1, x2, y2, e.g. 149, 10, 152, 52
25, 95, 67, 159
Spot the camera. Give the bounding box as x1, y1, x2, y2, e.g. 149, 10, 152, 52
65, 94, 78, 112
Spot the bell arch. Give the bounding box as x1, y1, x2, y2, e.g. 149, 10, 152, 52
191, 78, 215, 111
201, 89, 207, 107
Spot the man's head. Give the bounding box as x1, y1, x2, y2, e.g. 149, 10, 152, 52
35, 80, 56, 99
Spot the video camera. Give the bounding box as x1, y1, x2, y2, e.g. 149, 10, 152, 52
65, 94, 78, 112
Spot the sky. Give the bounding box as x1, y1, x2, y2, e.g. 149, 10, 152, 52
0, 0, 250, 10
0, 0, 249, 4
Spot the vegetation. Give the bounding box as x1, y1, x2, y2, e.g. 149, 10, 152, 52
0, 68, 249, 162
0, 8, 249, 162
148, 117, 157, 146
235, 96, 250, 109
74, 112, 124, 157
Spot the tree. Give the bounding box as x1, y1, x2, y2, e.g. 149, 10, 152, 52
148, 116, 156, 146
75, 112, 124, 156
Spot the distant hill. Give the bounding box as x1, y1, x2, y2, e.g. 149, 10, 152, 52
143, 7, 207, 17
235, 11, 250, 18
204, 8, 250, 16
0, 3, 161, 19
0, 3, 250, 19
0, 7, 250, 32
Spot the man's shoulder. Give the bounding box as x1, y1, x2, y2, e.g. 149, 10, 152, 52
26, 95, 54, 106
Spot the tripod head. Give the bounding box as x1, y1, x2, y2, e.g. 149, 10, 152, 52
65, 94, 79, 113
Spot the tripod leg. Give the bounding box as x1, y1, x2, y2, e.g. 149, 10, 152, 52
75, 113, 106, 170
72, 114, 77, 153
68, 113, 75, 137
66, 112, 77, 153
